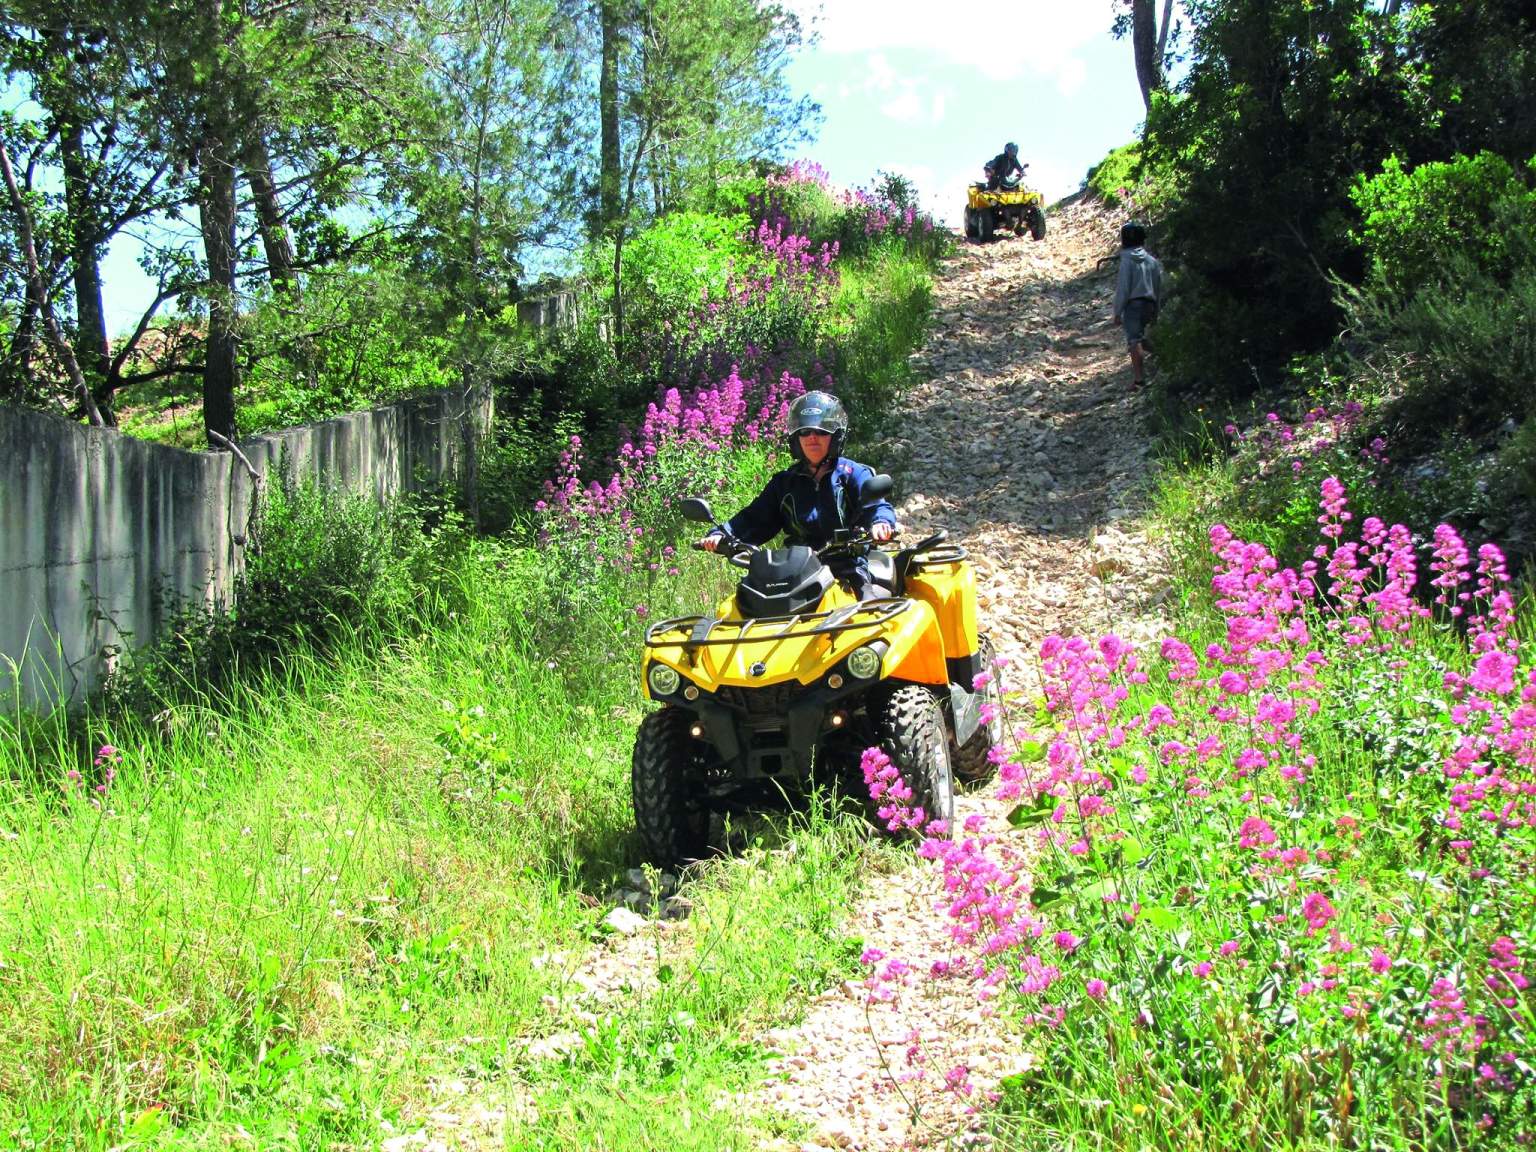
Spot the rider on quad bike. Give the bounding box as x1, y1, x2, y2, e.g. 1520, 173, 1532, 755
633, 392, 1006, 865
698, 391, 896, 600
983, 142, 1027, 191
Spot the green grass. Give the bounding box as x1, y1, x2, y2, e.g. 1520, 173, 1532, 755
0, 529, 875, 1150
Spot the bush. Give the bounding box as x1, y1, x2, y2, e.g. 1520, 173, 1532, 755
105, 472, 468, 711
238, 264, 459, 435
1351, 153, 1535, 298
1342, 154, 1536, 448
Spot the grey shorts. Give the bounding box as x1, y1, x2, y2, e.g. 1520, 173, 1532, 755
1123, 297, 1158, 347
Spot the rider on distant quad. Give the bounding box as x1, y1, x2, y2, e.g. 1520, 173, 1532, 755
983, 142, 1027, 191
698, 391, 897, 600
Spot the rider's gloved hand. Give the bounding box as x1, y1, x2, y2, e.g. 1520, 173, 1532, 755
698, 533, 724, 553
871, 522, 894, 543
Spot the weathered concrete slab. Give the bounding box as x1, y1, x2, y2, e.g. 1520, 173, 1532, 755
0, 384, 491, 710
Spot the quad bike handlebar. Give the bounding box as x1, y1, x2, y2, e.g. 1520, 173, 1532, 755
694, 525, 951, 571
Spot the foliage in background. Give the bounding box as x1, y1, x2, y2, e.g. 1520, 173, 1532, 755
1343, 153, 1536, 458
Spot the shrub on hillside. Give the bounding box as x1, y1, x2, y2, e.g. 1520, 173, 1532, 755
1344, 154, 1536, 442
1350, 152, 1534, 298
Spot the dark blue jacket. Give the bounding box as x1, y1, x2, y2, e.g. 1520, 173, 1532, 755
721, 457, 897, 549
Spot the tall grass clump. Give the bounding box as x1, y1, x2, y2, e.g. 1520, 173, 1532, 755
857, 478, 1534, 1149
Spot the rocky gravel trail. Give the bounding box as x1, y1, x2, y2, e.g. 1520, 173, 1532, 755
383, 197, 1174, 1152
746, 196, 1175, 1151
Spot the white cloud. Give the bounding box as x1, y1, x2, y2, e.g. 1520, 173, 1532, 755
851, 51, 948, 125
787, 0, 1108, 87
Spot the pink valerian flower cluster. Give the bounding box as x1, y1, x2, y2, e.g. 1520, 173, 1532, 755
1225, 402, 1383, 485
766, 159, 831, 189
751, 217, 839, 290
65, 743, 120, 798
537, 367, 806, 569
855, 476, 1534, 1127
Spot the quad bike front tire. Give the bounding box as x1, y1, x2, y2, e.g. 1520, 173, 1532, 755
1028, 206, 1047, 241
875, 685, 955, 832
952, 637, 1003, 785
632, 706, 711, 864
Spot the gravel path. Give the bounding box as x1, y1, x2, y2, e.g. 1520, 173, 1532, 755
384, 196, 1174, 1152
745, 196, 1175, 1151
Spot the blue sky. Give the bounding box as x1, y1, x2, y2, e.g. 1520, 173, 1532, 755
95, 2, 1150, 332
782, 0, 1150, 221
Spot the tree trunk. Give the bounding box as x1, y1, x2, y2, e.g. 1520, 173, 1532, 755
60, 118, 117, 425
243, 134, 296, 293
1132, 0, 1161, 113
199, 150, 240, 447
6, 281, 43, 393
0, 140, 103, 425
598, 0, 621, 234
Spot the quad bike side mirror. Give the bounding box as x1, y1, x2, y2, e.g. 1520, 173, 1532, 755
678, 496, 715, 524
861, 473, 894, 506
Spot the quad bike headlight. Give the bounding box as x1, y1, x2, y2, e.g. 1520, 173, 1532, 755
647, 663, 682, 697
845, 646, 883, 680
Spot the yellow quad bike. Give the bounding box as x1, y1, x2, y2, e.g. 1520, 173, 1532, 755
631, 475, 1004, 864
964, 182, 1046, 243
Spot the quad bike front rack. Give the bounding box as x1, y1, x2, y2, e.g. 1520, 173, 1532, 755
645, 597, 911, 652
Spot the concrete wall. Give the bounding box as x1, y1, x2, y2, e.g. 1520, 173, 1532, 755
0, 385, 491, 709
515, 289, 581, 331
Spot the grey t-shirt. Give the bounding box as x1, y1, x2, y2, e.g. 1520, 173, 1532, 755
1114, 247, 1163, 313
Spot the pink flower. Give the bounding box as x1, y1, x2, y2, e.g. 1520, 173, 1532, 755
1238, 816, 1276, 849
1085, 979, 1108, 1001
1301, 892, 1337, 935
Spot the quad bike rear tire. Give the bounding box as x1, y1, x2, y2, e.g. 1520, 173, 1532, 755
963, 208, 979, 240
978, 210, 995, 243
1028, 206, 1047, 241
632, 706, 711, 864
952, 637, 1003, 785
875, 685, 955, 832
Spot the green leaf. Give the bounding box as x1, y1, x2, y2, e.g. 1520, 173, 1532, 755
127, 1107, 167, 1140
1007, 792, 1056, 827
656, 964, 675, 984
1141, 906, 1180, 931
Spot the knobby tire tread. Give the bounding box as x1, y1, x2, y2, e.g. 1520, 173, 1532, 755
876, 684, 955, 831
952, 637, 1001, 784
632, 707, 709, 865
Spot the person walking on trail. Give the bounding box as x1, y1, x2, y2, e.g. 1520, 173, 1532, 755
698, 391, 896, 601
983, 142, 1027, 191
1113, 221, 1163, 388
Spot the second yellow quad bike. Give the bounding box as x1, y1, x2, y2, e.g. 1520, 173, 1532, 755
631, 475, 1004, 864
964, 182, 1046, 242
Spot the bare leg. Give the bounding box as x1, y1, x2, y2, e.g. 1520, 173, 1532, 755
1129, 341, 1146, 385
